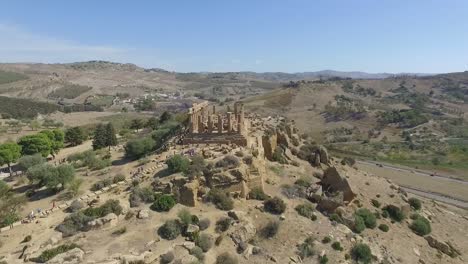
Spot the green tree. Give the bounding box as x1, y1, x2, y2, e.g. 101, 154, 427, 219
130, 119, 144, 132
29, 120, 41, 131
18, 133, 52, 157
124, 137, 155, 160
18, 154, 46, 171
0, 180, 26, 228
159, 111, 172, 124
166, 154, 190, 174
65, 127, 87, 146
40, 129, 65, 158
145, 117, 159, 130
0, 142, 22, 176
105, 123, 118, 150
27, 163, 75, 192
92, 124, 107, 150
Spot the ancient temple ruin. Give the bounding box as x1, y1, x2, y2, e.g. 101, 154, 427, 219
182, 101, 248, 146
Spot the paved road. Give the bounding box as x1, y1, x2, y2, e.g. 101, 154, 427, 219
357, 160, 468, 185
357, 160, 468, 209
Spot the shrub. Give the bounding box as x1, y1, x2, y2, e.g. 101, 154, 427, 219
198, 218, 210, 231
22, 235, 32, 243
215, 217, 232, 233
35, 243, 79, 263
113, 174, 125, 183
196, 233, 213, 252
355, 208, 377, 229
264, 197, 286, 215
331, 241, 343, 251
243, 155, 253, 165
319, 254, 329, 264
91, 178, 112, 191
410, 215, 431, 236
371, 199, 381, 208
261, 220, 280, 238
207, 189, 234, 211
190, 246, 205, 261
353, 215, 366, 233
249, 187, 268, 200
129, 187, 157, 207
329, 213, 343, 223
112, 226, 127, 235
322, 236, 331, 244
166, 154, 190, 173
151, 195, 176, 212
378, 224, 389, 232
178, 209, 193, 227
160, 251, 175, 264
68, 200, 84, 213
294, 177, 312, 187
235, 150, 244, 157
408, 197, 422, 210
382, 205, 405, 222
158, 220, 182, 240
216, 252, 238, 264
351, 243, 372, 264
295, 203, 316, 220
215, 155, 240, 169
298, 236, 316, 259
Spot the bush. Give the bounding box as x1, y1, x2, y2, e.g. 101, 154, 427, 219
198, 218, 210, 231
243, 155, 253, 165
410, 215, 431, 236
160, 251, 174, 264
378, 224, 389, 232
264, 197, 286, 215
22, 235, 32, 243
35, 243, 79, 263
112, 226, 127, 235
295, 203, 316, 220
158, 220, 182, 240
351, 243, 372, 264
371, 199, 381, 208
151, 195, 176, 212
207, 189, 234, 211
331, 241, 343, 251
166, 154, 190, 173
353, 215, 366, 233
91, 178, 112, 191
216, 252, 238, 264
322, 236, 331, 244
113, 174, 125, 183
215, 217, 232, 233
196, 233, 213, 252
298, 236, 316, 259
294, 177, 312, 187
190, 246, 205, 261
355, 208, 377, 229
329, 213, 343, 223
382, 205, 405, 222
319, 254, 329, 264
177, 209, 193, 227
249, 187, 268, 200
129, 187, 157, 207
261, 220, 280, 238
408, 197, 422, 210
83, 199, 123, 218
215, 155, 240, 169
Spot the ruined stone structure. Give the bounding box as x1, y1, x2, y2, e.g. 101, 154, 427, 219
182, 101, 248, 146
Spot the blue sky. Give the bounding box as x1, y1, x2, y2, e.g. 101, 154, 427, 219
0, 0, 467, 73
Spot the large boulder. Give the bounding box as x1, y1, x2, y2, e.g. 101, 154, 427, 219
262, 132, 277, 160
47, 248, 85, 264
425, 236, 460, 258
179, 180, 199, 207
321, 167, 356, 202
229, 219, 257, 246
317, 191, 345, 213
87, 213, 119, 229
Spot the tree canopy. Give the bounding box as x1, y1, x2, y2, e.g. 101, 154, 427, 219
65, 127, 87, 146
0, 142, 22, 175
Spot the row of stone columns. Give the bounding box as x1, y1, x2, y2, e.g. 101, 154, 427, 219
189, 103, 244, 134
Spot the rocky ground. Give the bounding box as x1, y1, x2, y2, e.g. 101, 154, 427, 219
0, 116, 467, 264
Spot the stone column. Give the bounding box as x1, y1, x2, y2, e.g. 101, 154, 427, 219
234, 103, 238, 115
227, 112, 233, 132
198, 113, 204, 133
189, 113, 195, 133
218, 114, 223, 134
212, 105, 216, 115
208, 115, 213, 133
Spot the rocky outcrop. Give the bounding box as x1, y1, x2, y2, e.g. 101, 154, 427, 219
317, 191, 345, 213
425, 236, 461, 258
47, 248, 85, 264
321, 167, 356, 202
179, 180, 199, 207
137, 209, 150, 219
87, 213, 118, 229
262, 132, 277, 160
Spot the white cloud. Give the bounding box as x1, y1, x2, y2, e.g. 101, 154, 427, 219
0, 23, 129, 63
